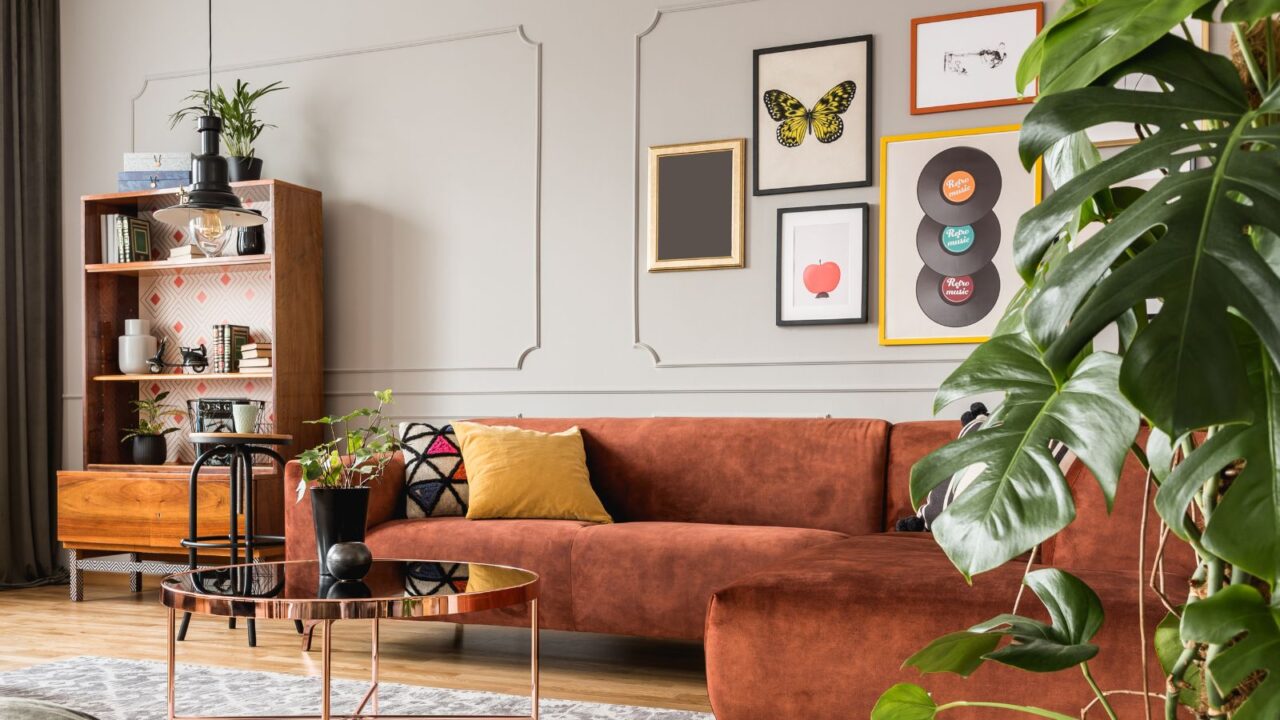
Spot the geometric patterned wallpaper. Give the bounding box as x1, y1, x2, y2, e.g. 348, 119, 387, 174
134, 186, 276, 463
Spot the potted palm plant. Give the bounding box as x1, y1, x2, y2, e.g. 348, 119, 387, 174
295, 390, 398, 576
120, 390, 183, 465
169, 79, 287, 181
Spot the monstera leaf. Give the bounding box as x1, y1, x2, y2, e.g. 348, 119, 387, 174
913, 337, 1138, 578
1181, 585, 1280, 720
903, 569, 1103, 676
1156, 325, 1280, 589
1013, 35, 1280, 439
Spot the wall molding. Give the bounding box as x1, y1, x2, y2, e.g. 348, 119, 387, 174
629, 1, 965, 370
327, 385, 937, 399
132, 25, 543, 373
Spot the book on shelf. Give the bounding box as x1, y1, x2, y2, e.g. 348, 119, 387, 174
238, 357, 272, 368
241, 348, 271, 360
212, 324, 252, 373
237, 367, 272, 375
167, 244, 207, 260
241, 342, 271, 353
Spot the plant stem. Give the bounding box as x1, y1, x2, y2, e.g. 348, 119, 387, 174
1234, 22, 1269, 100
1081, 663, 1120, 720
1199, 472, 1226, 710
935, 700, 1076, 720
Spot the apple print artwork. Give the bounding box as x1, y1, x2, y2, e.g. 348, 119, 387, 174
803, 260, 842, 298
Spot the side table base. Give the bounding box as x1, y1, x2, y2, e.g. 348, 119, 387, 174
166, 600, 540, 720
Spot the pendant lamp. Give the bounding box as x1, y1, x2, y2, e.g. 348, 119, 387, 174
154, 0, 266, 247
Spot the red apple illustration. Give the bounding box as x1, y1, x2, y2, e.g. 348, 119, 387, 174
803, 260, 841, 299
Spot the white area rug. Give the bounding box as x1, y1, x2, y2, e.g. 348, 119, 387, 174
0, 656, 712, 719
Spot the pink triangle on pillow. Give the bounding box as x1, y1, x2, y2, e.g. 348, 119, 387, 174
428, 434, 459, 455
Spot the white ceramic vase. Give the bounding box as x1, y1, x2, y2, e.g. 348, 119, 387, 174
118, 318, 157, 375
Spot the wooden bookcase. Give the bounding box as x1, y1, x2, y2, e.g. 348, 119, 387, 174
57, 179, 324, 597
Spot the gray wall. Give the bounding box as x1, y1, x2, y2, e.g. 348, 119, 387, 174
58, 0, 1077, 469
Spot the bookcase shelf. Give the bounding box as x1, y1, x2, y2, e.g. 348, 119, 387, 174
86, 254, 272, 276
92, 373, 273, 382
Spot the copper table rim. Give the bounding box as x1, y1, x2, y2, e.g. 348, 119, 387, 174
160, 558, 541, 621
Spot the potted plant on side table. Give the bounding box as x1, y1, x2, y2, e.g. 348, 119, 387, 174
121, 390, 183, 465
169, 79, 287, 181
295, 389, 397, 577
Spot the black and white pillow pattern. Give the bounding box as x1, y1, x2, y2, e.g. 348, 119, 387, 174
400, 422, 468, 518
897, 402, 1078, 532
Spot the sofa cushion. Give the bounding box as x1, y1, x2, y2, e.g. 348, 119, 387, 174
364, 516, 590, 630
400, 423, 468, 518
705, 534, 1179, 720
569, 521, 847, 640
470, 417, 890, 535
884, 420, 961, 531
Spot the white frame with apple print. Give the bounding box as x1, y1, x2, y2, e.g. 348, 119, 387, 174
777, 203, 869, 326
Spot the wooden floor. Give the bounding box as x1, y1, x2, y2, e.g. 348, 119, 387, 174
0, 573, 711, 713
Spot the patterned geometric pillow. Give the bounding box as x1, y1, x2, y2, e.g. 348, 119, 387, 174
404, 561, 468, 596
399, 422, 468, 518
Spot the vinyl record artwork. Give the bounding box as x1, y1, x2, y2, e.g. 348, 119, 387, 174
879, 126, 1041, 345
776, 203, 869, 326
754, 35, 873, 194
911, 3, 1043, 115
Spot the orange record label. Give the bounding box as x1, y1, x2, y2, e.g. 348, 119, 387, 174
942, 170, 976, 203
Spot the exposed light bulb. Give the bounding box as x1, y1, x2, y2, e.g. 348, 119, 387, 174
192, 209, 224, 242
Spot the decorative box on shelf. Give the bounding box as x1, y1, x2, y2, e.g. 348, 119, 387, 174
122, 152, 193, 172
117, 170, 191, 192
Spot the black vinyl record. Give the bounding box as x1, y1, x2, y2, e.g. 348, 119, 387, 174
915, 264, 1001, 328
915, 212, 1001, 277
916, 146, 1003, 226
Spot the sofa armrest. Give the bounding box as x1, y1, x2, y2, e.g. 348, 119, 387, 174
284, 451, 407, 563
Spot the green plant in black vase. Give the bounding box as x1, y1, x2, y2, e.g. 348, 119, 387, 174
873, 3, 1280, 720
121, 390, 183, 465
296, 390, 397, 574
169, 79, 287, 181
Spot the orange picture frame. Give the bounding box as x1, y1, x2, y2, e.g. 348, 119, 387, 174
910, 2, 1044, 115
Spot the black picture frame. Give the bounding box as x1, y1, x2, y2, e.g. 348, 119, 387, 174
776, 202, 870, 326
753, 35, 874, 196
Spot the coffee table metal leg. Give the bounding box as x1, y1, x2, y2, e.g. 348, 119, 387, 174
372, 617, 381, 715
531, 599, 540, 720
321, 619, 333, 720
167, 607, 176, 720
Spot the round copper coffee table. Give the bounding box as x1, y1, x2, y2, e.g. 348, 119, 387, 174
160, 559, 541, 720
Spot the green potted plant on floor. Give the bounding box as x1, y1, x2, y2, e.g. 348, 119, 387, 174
296, 389, 398, 576
874, 3, 1280, 720
120, 390, 183, 465
169, 79, 287, 181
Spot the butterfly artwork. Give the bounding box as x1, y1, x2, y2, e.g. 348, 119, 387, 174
762, 81, 857, 148
753, 35, 872, 195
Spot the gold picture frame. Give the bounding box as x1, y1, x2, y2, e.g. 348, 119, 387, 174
647, 138, 746, 272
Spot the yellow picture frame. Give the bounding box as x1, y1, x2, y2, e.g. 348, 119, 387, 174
878, 124, 1043, 346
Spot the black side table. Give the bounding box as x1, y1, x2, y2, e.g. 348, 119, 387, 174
178, 432, 291, 647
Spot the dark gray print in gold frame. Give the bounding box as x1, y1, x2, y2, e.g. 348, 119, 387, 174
648, 138, 746, 271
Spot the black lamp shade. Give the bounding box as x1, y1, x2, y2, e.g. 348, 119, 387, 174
153, 114, 266, 229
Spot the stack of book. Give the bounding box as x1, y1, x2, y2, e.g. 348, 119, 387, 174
212, 324, 251, 373
100, 214, 151, 264
167, 244, 208, 261
238, 342, 272, 375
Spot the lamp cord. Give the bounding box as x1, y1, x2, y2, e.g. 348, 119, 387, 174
206, 0, 213, 111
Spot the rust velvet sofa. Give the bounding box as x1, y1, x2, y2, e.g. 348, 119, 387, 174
284, 417, 1189, 719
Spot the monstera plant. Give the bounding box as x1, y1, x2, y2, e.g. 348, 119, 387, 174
873, 2, 1280, 720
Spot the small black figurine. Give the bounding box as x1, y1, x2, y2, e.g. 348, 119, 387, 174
147, 338, 209, 374
326, 541, 373, 581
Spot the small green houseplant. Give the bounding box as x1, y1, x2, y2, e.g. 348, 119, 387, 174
873, 3, 1280, 720
295, 390, 397, 575
169, 79, 287, 181
120, 390, 183, 465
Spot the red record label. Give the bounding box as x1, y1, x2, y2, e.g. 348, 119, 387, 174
940, 275, 975, 304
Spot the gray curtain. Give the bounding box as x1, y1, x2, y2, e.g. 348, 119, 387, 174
0, 0, 62, 586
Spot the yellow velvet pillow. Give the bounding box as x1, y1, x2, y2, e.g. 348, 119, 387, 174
452, 422, 612, 523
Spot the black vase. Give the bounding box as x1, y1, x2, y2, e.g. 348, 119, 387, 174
310, 487, 370, 576
326, 541, 373, 581
131, 435, 167, 465
236, 225, 266, 255
228, 156, 263, 181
